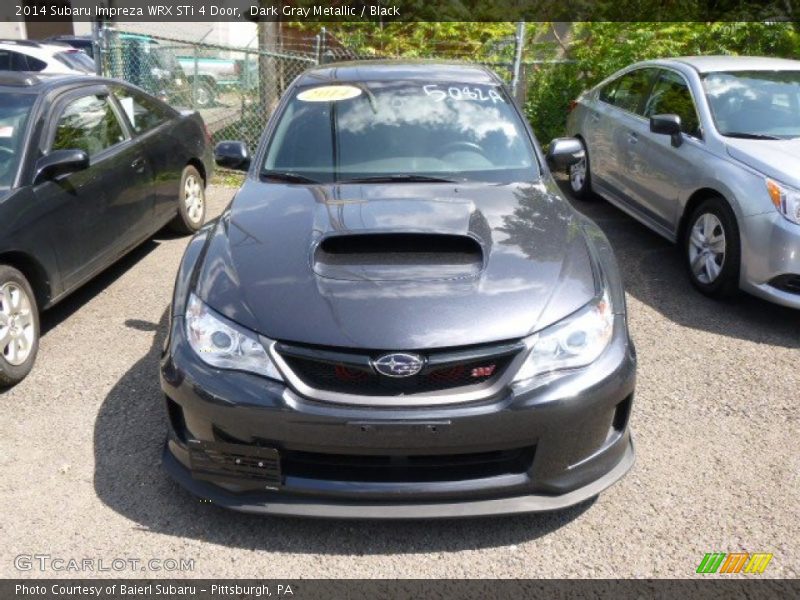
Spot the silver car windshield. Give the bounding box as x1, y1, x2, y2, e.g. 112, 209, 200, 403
0, 93, 35, 189
263, 81, 538, 184
702, 70, 800, 139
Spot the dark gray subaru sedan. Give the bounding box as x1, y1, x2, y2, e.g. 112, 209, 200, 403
160, 62, 636, 517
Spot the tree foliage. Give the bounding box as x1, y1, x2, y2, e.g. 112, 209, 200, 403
525, 21, 800, 143
290, 21, 800, 143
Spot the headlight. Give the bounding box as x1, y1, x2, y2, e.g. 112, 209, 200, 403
766, 178, 800, 225
512, 291, 614, 384
185, 293, 282, 381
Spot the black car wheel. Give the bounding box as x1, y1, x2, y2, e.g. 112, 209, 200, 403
170, 165, 207, 235
568, 138, 592, 200
684, 196, 740, 298
0, 265, 39, 387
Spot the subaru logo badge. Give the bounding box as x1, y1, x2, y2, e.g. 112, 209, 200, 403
372, 353, 424, 378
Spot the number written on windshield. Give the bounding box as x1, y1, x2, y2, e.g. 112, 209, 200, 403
422, 84, 504, 104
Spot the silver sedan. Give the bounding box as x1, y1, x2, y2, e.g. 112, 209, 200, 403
567, 55, 800, 308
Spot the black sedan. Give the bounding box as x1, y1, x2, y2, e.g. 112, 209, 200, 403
161, 62, 635, 517
0, 71, 212, 386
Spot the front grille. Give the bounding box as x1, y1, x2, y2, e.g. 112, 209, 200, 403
282, 446, 536, 483
769, 274, 800, 295
276, 341, 523, 397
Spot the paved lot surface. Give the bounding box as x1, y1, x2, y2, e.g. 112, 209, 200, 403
1, 182, 798, 579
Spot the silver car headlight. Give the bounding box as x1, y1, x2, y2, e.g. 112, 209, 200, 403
185, 293, 282, 381
766, 178, 800, 225
512, 291, 614, 384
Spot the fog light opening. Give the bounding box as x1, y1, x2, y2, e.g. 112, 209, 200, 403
612, 395, 633, 433
166, 397, 189, 444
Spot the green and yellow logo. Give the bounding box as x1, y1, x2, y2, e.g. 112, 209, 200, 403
696, 552, 773, 574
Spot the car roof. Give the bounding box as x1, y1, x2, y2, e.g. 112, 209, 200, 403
657, 55, 800, 73
296, 60, 504, 86
0, 71, 112, 93
0, 41, 77, 57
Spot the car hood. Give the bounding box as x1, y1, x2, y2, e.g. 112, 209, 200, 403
725, 138, 800, 188
195, 180, 597, 350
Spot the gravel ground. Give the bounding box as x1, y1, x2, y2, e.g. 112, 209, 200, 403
1, 182, 798, 579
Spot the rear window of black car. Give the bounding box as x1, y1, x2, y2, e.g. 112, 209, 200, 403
263, 81, 538, 184
113, 86, 172, 134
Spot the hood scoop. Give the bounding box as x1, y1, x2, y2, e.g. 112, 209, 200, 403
313, 233, 484, 281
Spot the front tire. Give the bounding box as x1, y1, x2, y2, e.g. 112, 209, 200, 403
568, 138, 592, 200
684, 197, 740, 299
170, 165, 206, 235
0, 266, 39, 387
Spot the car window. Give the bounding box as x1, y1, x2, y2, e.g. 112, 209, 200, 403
702, 70, 800, 139
263, 81, 538, 184
53, 50, 95, 73
0, 50, 46, 72
0, 92, 36, 189
601, 69, 656, 115
112, 86, 171, 133
51, 94, 127, 157
644, 70, 701, 137
598, 79, 619, 104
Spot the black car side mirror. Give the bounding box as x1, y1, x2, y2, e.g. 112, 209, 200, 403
546, 138, 585, 170
33, 149, 90, 184
214, 141, 250, 171
650, 114, 683, 147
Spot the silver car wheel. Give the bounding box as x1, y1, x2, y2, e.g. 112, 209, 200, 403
0, 282, 35, 366
688, 212, 726, 284
184, 175, 205, 224
569, 155, 587, 192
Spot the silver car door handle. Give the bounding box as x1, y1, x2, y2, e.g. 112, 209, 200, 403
590, 112, 600, 123
627, 132, 638, 144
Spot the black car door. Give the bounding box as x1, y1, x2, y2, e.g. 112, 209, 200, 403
111, 85, 184, 223
31, 86, 153, 291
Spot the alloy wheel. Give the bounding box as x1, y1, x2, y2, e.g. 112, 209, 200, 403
184, 174, 205, 224
570, 155, 587, 192
688, 212, 726, 284
0, 282, 35, 366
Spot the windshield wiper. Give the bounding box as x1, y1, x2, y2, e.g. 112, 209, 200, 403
338, 174, 457, 184
722, 132, 781, 140
260, 170, 319, 184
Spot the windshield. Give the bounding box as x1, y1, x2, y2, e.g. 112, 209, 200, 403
0, 93, 35, 189
702, 70, 800, 139
263, 81, 538, 183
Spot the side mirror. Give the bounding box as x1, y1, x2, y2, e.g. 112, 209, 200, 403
34, 149, 89, 184
214, 140, 250, 171
546, 137, 585, 170
650, 114, 683, 147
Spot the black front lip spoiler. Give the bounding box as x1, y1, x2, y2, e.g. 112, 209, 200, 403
162, 438, 634, 519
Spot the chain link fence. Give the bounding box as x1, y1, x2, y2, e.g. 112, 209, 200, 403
96, 23, 568, 149
97, 25, 316, 149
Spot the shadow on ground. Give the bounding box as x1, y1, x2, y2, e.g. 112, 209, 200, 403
556, 178, 800, 349
93, 310, 594, 554
40, 227, 188, 336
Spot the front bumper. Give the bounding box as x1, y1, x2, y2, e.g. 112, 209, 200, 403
740, 211, 800, 309
159, 313, 637, 518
